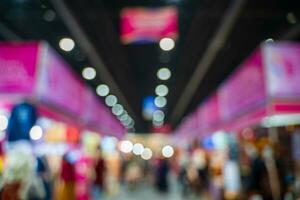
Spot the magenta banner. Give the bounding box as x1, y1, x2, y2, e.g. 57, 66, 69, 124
0, 42, 125, 137
120, 7, 178, 44
218, 49, 266, 121
264, 42, 300, 99
39, 46, 86, 116
0, 42, 40, 95
197, 94, 220, 133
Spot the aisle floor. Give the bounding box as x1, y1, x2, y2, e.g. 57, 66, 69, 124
103, 177, 204, 200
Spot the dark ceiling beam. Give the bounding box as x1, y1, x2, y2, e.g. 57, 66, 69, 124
0, 21, 22, 40
170, 0, 247, 124
50, 0, 139, 130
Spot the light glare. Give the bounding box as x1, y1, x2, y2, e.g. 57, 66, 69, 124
141, 148, 153, 160
132, 143, 144, 155
120, 140, 133, 153
59, 38, 75, 51
155, 85, 169, 97
105, 95, 118, 107
153, 110, 165, 122
82, 67, 96, 80
157, 68, 171, 80
159, 38, 175, 51
154, 96, 167, 108
96, 84, 110, 96
162, 145, 174, 158
112, 104, 124, 116
30, 125, 43, 141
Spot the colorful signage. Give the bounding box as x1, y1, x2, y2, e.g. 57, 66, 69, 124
120, 7, 178, 44
0, 42, 40, 95
264, 42, 300, 99
218, 49, 266, 121
0, 42, 125, 137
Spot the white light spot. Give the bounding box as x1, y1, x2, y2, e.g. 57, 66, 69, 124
155, 84, 169, 96
159, 37, 175, 51
141, 148, 153, 160
105, 95, 117, 107
154, 96, 167, 108
132, 143, 144, 155
157, 68, 171, 80
82, 67, 96, 80
30, 125, 43, 141
120, 140, 133, 153
112, 104, 124, 116
0, 115, 8, 131
162, 145, 174, 158
153, 110, 165, 122
96, 84, 110, 97
59, 38, 75, 52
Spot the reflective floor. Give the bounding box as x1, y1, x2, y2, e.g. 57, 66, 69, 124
103, 177, 204, 200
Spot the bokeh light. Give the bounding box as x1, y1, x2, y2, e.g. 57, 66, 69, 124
30, 125, 43, 141
82, 67, 96, 80
120, 140, 133, 153
159, 38, 175, 51
162, 145, 174, 158
96, 84, 110, 96
157, 68, 171, 80
132, 143, 144, 155
141, 148, 153, 160
105, 95, 117, 107
59, 38, 75, 52
155, 84, 169, 97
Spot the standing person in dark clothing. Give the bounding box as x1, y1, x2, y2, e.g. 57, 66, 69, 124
155, 159, 170, 193
92, 149, 106, 200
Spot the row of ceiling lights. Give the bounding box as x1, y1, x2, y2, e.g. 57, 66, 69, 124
58, 37, 135, 131
151, 37, 175, 127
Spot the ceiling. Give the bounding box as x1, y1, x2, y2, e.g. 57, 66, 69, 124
1, 0, 300, 133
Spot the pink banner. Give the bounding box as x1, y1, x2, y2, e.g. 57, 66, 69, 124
0, 42, 40, 95
39, 46, 86, 116
218, 49, 266, 121
0, 42, 125, 138
264, 42, 300, 99
120, 6, 178, 43
196, 93, 220, 134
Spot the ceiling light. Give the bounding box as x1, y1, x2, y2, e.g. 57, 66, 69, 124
119, 112, 129, 122
82, 67, 96, 80
157, 68, 171, 80
96, 84, 110, 97
112, 104, 124, 116
154, 96, 167, 108
105, 95, 117, 107
155, 84, 169, 96
159, 37, 175, 51
153, 110, 165, 122
59, 38, 75, 52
